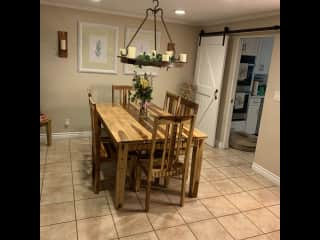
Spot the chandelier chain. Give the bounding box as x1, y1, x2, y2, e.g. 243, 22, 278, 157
124, 0, 173, 53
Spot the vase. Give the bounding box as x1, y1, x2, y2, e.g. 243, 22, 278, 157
139, 100, 148, 118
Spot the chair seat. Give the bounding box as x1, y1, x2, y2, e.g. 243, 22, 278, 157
138, 157, 184, 179
137, 149, 164, 159
100, 142, 116, 162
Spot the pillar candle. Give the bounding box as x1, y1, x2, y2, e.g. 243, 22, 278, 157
60, 40, 66, 50
179, 53, 187, 62
127, 46, 136, 59
162, 54, 169, 62
120, 48, 127, 56
166, 51, 174, 57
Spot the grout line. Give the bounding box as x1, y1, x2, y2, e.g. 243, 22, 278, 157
216, 212, 264, 240
197, 200, 236, 240
40, 146, 48, 202
239, 211, 268, 237
240, 231, 279, 240
40, 219, 77, 228
263, 205, 280, 219
135, 190, 161, 240
168, 187, 201, 240
68, 137, 80, 240
105, 193, 120, 239
41, 141, 279, 239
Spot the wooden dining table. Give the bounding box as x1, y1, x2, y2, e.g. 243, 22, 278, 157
95, 102, 208, 209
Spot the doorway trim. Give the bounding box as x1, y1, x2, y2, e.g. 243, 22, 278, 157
220, 33, 276, 149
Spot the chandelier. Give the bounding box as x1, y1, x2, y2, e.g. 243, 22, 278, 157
118, 0, 187, 69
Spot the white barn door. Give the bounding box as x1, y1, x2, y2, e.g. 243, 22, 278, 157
194, 36, 229, 147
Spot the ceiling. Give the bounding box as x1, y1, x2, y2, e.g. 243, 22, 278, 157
40, 0, 280, 26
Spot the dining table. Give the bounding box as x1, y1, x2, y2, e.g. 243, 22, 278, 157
95, 102, 208, 209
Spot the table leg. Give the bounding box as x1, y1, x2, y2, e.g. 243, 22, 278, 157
115, 143, 128, 208
188, 139, 204, 197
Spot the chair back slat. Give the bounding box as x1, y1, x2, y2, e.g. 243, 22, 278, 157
177, 97, 199, 117
148, 115, 195, 177
163, 91, 180, 115
112, 85, 132, 105
160, 124, 170, 171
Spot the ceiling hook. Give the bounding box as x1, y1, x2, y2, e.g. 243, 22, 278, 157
153, 0, 159, 10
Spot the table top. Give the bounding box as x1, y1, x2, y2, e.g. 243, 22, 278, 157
96, 103, 208, 144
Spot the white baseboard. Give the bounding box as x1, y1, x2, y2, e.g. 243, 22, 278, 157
40, 131, 91, 140
252, 162, 280, 186
217, 141, 228, 149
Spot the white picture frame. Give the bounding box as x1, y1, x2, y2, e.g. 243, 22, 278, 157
124, 28, 161, 75
78, 22, 119, 74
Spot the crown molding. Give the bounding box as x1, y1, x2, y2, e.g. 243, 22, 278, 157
200, 10, 280, 27
40, 0, 198, 26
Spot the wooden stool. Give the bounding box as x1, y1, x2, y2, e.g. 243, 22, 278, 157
40, 118, 52, 146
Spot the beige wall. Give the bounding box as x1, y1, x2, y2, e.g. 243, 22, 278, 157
40, 5, 200, 132
254, 34, 280, 176
202, 15, 280, 177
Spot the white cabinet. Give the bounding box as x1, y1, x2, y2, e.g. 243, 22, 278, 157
254, 38, 274, 75
241, 38, 259, 56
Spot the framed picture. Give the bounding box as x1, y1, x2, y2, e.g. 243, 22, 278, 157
124, 28, 161, 75
78, 22, 119, 74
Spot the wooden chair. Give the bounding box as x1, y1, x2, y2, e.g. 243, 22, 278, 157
89, 90, 137, 193
88, 95, 116, 190
87, 89, 111, 139
134, 115, 195, 212
112, 85, 133, 105
163, 91, 180, 115
176, 97, 199, 117
40, 113, 52, 146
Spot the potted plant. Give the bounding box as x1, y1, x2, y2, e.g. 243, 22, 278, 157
130, 71, 153, 118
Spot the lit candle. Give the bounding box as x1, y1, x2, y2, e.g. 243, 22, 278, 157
166, 51, 174, 57
60, 40, 66, 50
127, 46, 136, 59
162, 54, 169, 62
120, 48, 127, 56
179, 53, 187, 62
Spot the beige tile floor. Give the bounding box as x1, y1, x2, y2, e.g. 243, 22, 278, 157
40, 137, 280, 240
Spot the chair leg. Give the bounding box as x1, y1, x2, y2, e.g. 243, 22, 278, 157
46, 120, 52, 146
94, 157, 101, 194
134, 165, 141, 192
180, 166, 189, 207
128, 156, 136, 190
154, 178, 160, 186
145, 180, 151, 212
92, 161, 95, 184
164, 176, 170, 187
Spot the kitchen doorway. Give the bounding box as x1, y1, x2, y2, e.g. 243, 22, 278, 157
224, 36, 274, 153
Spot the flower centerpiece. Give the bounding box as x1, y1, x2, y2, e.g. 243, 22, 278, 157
130, 71, 153, 118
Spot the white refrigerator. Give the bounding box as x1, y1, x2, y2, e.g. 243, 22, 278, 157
245, 96, 262, 134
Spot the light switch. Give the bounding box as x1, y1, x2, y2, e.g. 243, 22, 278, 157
273, 91, 280, 102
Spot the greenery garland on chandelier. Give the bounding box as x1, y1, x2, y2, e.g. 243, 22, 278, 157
135, 52, 176, 68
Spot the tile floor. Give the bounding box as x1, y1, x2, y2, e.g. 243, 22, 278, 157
40, 137, 280, 240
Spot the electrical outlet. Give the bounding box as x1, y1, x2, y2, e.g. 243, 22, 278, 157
65, 118, 70, 128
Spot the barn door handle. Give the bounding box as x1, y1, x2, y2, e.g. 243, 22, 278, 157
214, 89, 219, 100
